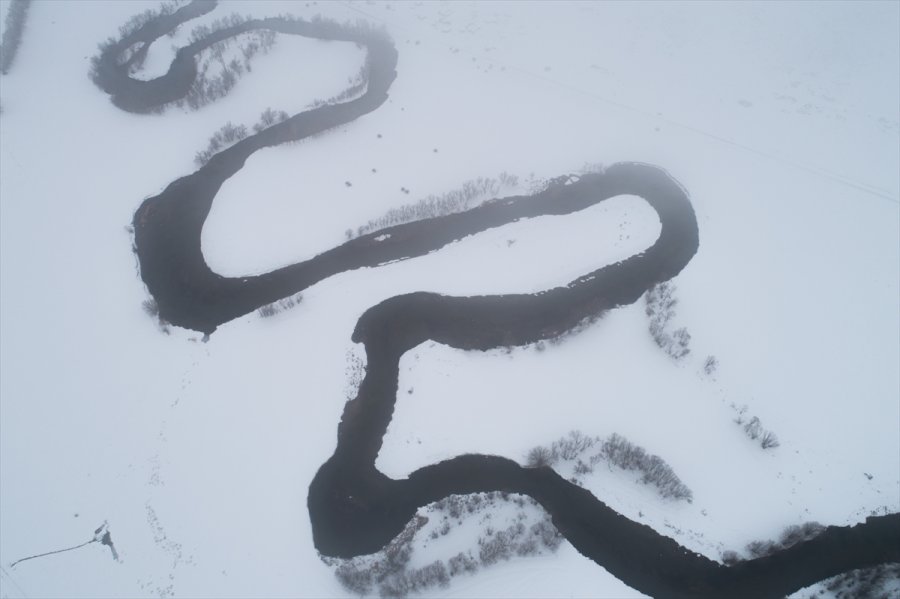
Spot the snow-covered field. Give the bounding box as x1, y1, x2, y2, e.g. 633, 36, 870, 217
1, 1, 897, 597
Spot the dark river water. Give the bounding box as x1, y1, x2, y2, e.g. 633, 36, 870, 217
94, 2, 900, 596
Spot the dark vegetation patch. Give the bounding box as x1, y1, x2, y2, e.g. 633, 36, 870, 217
347, 173, 520, 240
805, 563, 900, 599
732, 403, 781, 450
723, 521, 826, 565
645, 282, 691, 360
0, 0, 31, 75
257, 292, 303, 318
326, 492, 562, 598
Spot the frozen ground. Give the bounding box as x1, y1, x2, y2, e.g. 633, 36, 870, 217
0, 1, 897, 597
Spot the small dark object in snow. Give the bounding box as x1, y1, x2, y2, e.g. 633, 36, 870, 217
433, 148, 438, 153
372, 168, 377, 173
864, 472, 874, 480
345, 181, 352, 187
377, 133, 382, 138
100, 530, 119, 561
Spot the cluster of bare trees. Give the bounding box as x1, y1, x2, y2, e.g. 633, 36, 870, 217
645, 286, 719, 376
328, 491, 563, 597
348, 173, 519, 240
645, 282, 691, 360
722, 521, 826, 565
90, 8, 277, 112
477, 518, 562, 566
811, 563, 900, 599
141, 298, 172, 335
252, 106, 290, 133
303, 61, 372, 115
89, 1, 183, 81
0, 0, 32, 75
256, 292, 303, 318
194, 108, 291, 166
194, 121, 247, 165
181, 22, 276, 111
732, 404, 780, 449
526, 430, 693, 502
118, 0, 181, 40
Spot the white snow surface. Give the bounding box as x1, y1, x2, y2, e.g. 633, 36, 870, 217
0, 1, 897, 598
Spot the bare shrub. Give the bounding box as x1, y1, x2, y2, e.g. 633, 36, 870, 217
760, 430, 780, 449
525, 431, 691, 501
531, 518, 563, 551
334, 561, 372, 595
349, 174, 519, 239
331, 515, 425, 596
498, 171, 519, 187
778, 521, 824, 548
515, 536, 539, 556
820, 563, 900, 599
344, 349, 366, 399
90, 6, 278, 113
256, 293, 303, 318
644, 282, 691, 360
746, 539, 779, 559
252, 107, 290, 133
543, 308, 607, 346
728, 521, 826, 563
731, 406, 780, 450
257, 304, 278, 318
743, 416, 763, 440
141, 298, 159, 317
329, 492, 564, 596
525, 445, 556, 468
117, 1, 179, 40
324, 60, 371, 105
165, 20, 277, 112
447, 552, 478, 576
599, 434, 693, 502
478, 521, 527, 566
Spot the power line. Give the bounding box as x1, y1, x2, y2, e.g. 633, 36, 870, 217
8, 540, 96, 569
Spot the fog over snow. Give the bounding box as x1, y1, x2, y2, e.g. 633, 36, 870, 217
0, 1, 897, 598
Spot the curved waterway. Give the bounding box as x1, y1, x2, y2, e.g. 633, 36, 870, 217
94, 2, 899, 596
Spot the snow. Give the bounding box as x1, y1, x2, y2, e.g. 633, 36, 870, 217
0, 1, 897, 598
